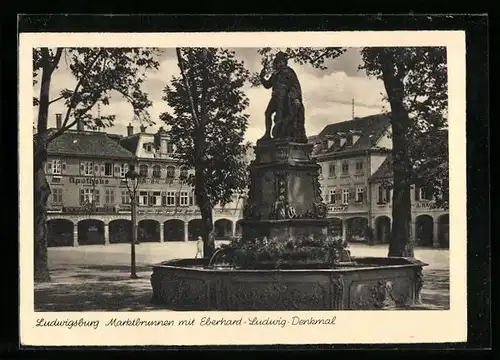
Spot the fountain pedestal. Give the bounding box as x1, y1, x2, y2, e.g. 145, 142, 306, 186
240, 139, 329, 243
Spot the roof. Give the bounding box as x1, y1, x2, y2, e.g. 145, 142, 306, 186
312, 113, 391, 156
370, 154, 393, 181
47, 130, 135, 160
120, 134, 141, 155
370, 129, 449, 182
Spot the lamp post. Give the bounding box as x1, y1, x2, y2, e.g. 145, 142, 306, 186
125, 166, 140, 279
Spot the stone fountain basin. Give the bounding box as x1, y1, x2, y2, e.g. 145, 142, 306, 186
150, 257, 427, 311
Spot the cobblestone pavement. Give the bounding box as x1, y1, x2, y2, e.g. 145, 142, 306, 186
34, 243, 449, 311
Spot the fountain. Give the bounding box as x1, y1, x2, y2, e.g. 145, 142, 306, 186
150, 52, 427, 310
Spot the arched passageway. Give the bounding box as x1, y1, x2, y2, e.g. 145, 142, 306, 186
327, 218, 342, 237
375, 216, 391, 244
47, 219, 74, 247
188, 219, 204, 241
214, 219, 233, 240
138, 220, 161, 242
109, 219, 132, 244
346, 217, 368, 242
438, 214, 449, 249
164, 219, 185, 242
78, 219, 105, 245
415, 215, 434, 247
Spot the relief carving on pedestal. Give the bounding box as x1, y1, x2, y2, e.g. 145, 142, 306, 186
329, 274, 344, 310
349, 279, 406, 309
415, 268, 424, 304
269, 172, 298, 220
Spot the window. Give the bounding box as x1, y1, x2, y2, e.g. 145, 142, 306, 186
138, 191, 148, 206
152, 165, 161, 178
80, 188, 100, 205
165, 191, 176, 206
52, 159, 62, 175
329, 189, 336, 204
148, 191, 161, 206
167, 143, 174, 154
355, 160, 363, 172
378, 185, 391, 203
105, 189, 115, 204
166, 166, 176, 178
334, 137, 341, 147
81, 161, 93, 176
104, 163, 113, 176
322, 140, 329, 150
345, 134, 353, 146
52, 188, 63, 204
342, 189, 350, 205
139, 164, 148, 177
180, 191, 189, 206
341, 161, 349, 175
417, 187, 433, 201
121, 190, 130, 204
180, 166, 189, 179
119, 163, 129, 178
328, 163, 336, 177
356, 187, 365, 203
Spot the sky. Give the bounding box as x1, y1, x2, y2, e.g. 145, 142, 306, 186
33, 48, 387, 144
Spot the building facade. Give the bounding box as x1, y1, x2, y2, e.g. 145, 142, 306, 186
45, 117, 246, 247
45, 117, 136, 247
120, 124, 245, 244
370, 155, 449, 248
312, 114, 449, 248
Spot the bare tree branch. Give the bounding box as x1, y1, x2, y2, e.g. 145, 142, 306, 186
59, 49, 105, 131
175, 48, 200, 128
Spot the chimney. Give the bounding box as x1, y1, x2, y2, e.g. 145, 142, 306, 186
157, 127, 168, 155
77, 119, 84, 131
140, 124, 147, 133
127, 123, 134, 136
55, 113, 62, 129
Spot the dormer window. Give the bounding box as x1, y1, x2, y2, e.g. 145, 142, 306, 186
345, 134, 353, 146
334, 137, 341, 147
143, 142, 154, 153
322, 139, 328, 150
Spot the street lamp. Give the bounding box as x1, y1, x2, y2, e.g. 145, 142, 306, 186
125, 165, 140, 279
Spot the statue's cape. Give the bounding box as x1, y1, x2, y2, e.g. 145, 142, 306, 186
275, 66, 303, 100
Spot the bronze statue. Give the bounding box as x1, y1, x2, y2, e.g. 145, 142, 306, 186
259, 52, 307, 143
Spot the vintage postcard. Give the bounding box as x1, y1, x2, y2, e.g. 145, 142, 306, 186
19, 31, 467, 346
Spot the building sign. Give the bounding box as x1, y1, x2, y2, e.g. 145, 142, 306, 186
136, 208, 239, 216
387, 202, 436, 209
62, 206, 117, 214
137, 208, 200, 216
68, 176, 110, 185
327, 204, 348, 213
139, 178, 176, 185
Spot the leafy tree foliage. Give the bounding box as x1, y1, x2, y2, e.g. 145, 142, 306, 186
360, 47, 448, 256
160, 48, 251, 258
248, 47, 346, 86
33, 47, 159, 282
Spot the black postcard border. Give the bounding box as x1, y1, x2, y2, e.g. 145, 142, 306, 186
3, 14, 490, 353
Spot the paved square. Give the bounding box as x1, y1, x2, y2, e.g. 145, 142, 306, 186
34, 243, 449, 311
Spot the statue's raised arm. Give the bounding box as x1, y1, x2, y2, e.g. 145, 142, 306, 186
257, 52, 307, 144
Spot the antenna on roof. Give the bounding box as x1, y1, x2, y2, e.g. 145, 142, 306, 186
352, 98, 355, 119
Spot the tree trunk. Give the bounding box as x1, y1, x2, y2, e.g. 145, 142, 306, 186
34, 48, 53, 282
379, 49, 414, 258
34, 163, 51, 282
